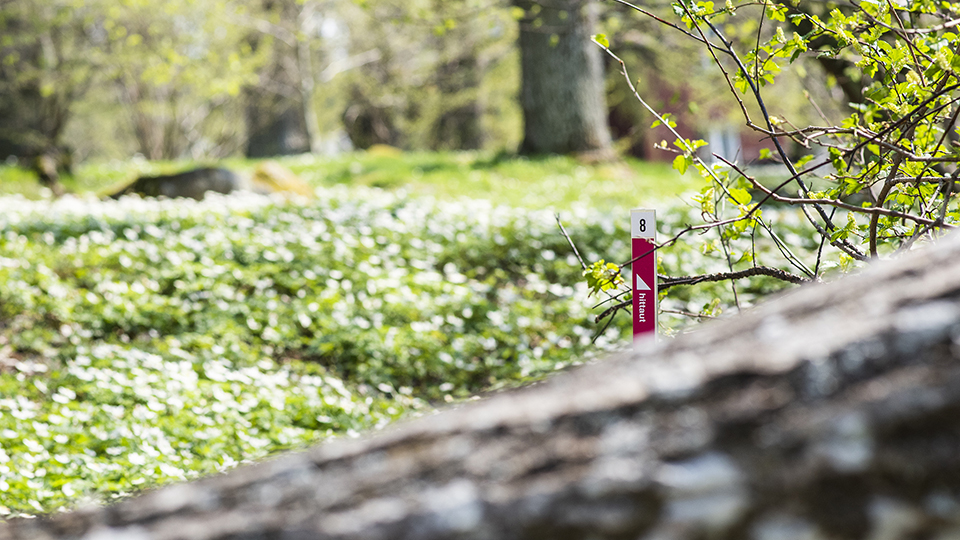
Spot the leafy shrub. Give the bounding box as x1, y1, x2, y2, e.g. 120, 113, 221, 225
583, 0, 960, 328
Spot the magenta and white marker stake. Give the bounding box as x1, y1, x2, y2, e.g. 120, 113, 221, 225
631, 209, 657, 342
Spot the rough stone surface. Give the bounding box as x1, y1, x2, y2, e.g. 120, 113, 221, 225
111, 168, 243, 200
7, 234, 960, 539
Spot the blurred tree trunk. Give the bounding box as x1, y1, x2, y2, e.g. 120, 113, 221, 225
244, 0, 311, 158
297, 1, 324, 154
244, 57, 310, 158
245, 87, 310, 158
431, 40, 485, 150
119, 79, 166, 160
0, 6, 81, 193
514, 0, 612, 156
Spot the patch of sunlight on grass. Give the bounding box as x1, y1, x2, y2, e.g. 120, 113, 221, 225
0, 150, 701, 210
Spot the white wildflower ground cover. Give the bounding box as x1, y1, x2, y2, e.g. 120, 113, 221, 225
0, 188, 632, 516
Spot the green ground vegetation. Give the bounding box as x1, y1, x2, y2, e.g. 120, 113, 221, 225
0, 151, 818, 517
0, 150, 693, 210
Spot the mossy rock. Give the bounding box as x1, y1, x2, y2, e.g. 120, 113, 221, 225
250, 161, 314, 198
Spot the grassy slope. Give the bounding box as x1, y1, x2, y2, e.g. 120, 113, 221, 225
0, 150, 698, 210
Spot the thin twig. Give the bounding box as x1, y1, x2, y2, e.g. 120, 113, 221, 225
618, 214, 754, 271
595, 299, 631, 325
814, 206, 836, 275
717, 155, 944, 227
864, 16, 960, 34
596, 43, 815, 277
555, 214, 586, 270
885, 0, 926, 83
869, 153, 904, 258
660, 308, 717, 319
591, 308, 618, 343
591, 289, 630, 310
680, 1, 838, 234
859, 129, 960, 163
606, 0, 732, 56
897, 174, 958, 254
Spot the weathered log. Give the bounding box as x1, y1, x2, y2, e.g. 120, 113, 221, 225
7, 234, 960, 540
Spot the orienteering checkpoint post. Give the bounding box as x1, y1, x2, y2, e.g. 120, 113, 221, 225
631, 209, 657, 342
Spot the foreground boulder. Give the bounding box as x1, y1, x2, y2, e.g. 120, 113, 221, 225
5, 233, 960, 539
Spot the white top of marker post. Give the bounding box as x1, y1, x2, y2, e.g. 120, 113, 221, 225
631, 209, 656, 240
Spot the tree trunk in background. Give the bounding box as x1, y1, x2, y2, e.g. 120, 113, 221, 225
244, 50, 310, 158
341, 86, 399, 149
0, 11, 76, 189
432, 52, 485, 150
120, 79, 167, 160
244, 0, 310, 158
9, 232, 960, 538
514, 0, 612, 156
245, 93, 310, 158
296, 0, 324, 155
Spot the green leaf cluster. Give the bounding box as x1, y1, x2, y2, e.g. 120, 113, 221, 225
583, 260, 623, 296
585, 0, 960, 327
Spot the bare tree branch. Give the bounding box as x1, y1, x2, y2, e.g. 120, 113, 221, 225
659, 266, 809, 289
593, 266, 808, 325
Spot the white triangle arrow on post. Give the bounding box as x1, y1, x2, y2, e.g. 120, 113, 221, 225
635, 274, 651, 291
